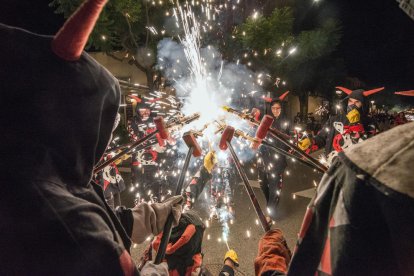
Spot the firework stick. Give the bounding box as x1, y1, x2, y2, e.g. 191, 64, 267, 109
223, 106, 327, 173
260, 140, 326, 173
231, 127, 326, 173
266, 127, 328, 173
154, 132, 202, 264
220, 126, 271, 232
93, 117, 168, 173
94, 113, 200, 173
253, 116, 326, 173
137, 243, 153, 271
96, 139, 159, 168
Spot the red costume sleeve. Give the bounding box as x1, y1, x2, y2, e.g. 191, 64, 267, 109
254, 229, 292, 275
166, 224, 196, 254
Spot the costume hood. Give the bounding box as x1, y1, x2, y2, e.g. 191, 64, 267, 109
0, 0, 119, 187
336, 86, 385, 104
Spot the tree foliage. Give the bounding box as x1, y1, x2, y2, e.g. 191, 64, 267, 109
50, 0, 173, 89
235, 7, 344, 116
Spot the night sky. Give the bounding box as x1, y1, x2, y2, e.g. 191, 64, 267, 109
1, 0, 413, 106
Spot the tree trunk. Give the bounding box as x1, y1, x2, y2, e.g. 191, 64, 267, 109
145, 69, 154, 91
298, 91, 309, 121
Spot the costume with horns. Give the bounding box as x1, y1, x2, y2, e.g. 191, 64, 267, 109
259, 91, 291, 218
0, 1, 177, 274
127, 97, 168, 203
228, 122, 414, 276
305, 87, 384, 165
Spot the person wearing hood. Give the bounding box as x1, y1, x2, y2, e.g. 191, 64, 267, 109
0, 1, 182, 274
127, 97, 170, 203
258, 91, 291, 220
298, 87, 383, 166
94, 113, 127, 209
220, 122, 414, 276
152, 211, 206, 276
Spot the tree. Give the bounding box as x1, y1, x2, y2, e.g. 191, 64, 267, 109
50, 0, 174, 91
234, 6, 344, 117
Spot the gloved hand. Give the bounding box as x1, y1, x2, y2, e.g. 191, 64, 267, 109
224, 249, 239, 267
114, 153, 130, 166
131, 195, 184, 244
203, 151, 217, 173
141, 261, 168, 276
298, 137, 312, 151
254, 229, 292, 275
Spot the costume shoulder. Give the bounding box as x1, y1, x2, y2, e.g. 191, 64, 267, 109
344, 122, 414, 198
1, 180, 135, 275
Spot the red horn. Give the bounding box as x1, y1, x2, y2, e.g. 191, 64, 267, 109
335, 86, 352, 95
52, 0, 108, 61
363, 87, 385, 97
263, 97, 273, 103
278, 91, 290, 101
395, 90, 414, 96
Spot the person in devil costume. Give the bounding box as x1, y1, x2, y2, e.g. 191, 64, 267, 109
298, 87, 384, 166
95, 113, 127, 209
0, 1, 183, 274
257, 91, 291, 219
127, 96, 169, 203
152, 211, 206, 276
184, 151, 217, 210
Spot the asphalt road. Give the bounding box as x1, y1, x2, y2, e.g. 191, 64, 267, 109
125, 159, 323, 275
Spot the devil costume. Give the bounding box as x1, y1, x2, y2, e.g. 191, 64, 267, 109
153, 212, 205, 276
0, 1, 181, 274
258, 92, 291, 218
308, 87, 383, 165
256, 122, 414, 276
127, 100, 168, 202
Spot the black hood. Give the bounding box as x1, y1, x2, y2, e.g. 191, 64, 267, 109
0, 24, 120, 187
345, 89, 365, 104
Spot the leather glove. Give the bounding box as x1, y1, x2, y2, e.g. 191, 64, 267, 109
224, 249, 239, 267
203, 151, 217, 173
141, 261, 169, 276
298, 137, 312, 151
131, 195, 184, 244
254, 229, 292, 275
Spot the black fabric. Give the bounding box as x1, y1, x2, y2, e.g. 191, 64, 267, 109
346, 89, 365, 104
187, 166, 213, 200
115, 206, 135, 239
167, 212, 205, 276
313, 113, 377, 156
219, 265, 235, 276
287, 154, 414, 275
0, 23, 138, 275
258, 116, 290, 216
